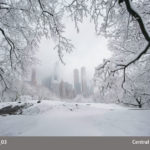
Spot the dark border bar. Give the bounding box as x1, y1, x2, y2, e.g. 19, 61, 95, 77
0, 137, 150, 150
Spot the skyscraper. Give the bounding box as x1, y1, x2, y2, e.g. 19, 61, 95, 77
53, 61, 60, 81
59, 80, 66, 99
73, 69, 81, 95
31, 68, 37, 86
51, 61, 60, 96
81, 67, 88, 97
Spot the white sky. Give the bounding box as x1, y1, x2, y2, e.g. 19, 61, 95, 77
36, 19, 112, 84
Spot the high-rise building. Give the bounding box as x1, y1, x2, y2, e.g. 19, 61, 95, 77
53, 61, 60, 81
31, 68, 37, 86
59, 80, 66, 99
64, 82, 74, 99
42, 76, 52, 90
59, 81, 74, 99
73, 69, 81, 95
51, 61, 60, 96
81, 67, 88, 97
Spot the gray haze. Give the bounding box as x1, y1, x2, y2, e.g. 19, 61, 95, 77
36, 19, 112, 84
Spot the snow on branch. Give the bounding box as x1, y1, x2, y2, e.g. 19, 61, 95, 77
123, 0, 150, 42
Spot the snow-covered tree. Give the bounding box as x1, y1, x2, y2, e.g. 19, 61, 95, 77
0, 0, 150, 105
93, 0, 150, 107
0, 0, 73, 99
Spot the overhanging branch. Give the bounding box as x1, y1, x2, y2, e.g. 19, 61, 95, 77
122, 0, 150, 42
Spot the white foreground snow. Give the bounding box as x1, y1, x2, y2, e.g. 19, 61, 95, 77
0, 100, 150, 136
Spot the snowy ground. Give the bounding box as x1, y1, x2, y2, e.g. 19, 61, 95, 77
0, 100, 150, 136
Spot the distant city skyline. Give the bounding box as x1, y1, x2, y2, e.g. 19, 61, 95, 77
30, 64, 93, 99
36, 18, 112, 85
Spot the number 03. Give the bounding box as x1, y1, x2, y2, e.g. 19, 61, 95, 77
1, 140, 7, 145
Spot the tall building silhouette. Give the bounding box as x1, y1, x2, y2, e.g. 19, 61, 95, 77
31, 68, 37, 86
59, 80, 66, 99
81, 67, 88, 97
53, 61, 60, 81
73, 69, 81, 95
51, 61, 60, 96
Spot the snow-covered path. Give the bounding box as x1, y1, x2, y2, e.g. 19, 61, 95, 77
0, 100, 150, 136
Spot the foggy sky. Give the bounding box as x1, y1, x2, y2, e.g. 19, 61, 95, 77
36, 18, 112, 84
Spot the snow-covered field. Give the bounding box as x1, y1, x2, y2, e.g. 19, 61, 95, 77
0, 100, 150, 136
